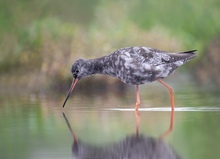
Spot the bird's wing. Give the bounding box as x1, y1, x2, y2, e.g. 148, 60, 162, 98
127, 47, 170, 66
132, 48, 196, 66
114, 47, 196, 66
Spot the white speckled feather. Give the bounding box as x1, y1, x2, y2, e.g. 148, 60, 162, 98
71, 47, 197, 85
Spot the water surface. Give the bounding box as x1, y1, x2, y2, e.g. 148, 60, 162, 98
0, 83, 220, 159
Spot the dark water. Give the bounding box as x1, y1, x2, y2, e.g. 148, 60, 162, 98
0, 82, 220, 159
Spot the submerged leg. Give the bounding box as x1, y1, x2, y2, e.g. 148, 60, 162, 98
135, 85, 140, 110
157, 79, 175, 111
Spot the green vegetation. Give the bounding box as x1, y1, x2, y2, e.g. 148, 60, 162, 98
0, 0, 219, 92
130, 0, 220, 49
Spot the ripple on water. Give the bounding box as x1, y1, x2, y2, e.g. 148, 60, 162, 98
106, 107, 220, 112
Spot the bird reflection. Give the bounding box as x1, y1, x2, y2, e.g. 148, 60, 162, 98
63, 109, 180, 159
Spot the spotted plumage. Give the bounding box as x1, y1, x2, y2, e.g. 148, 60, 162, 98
63, 46, 197, 109
71, 47, 196, 84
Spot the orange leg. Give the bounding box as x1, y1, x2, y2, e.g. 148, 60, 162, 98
157, 79, 175, 111
135, 85, 140, 110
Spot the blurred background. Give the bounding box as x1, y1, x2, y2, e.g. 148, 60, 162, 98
1, 1, 220, 159
0, 0, 220, 94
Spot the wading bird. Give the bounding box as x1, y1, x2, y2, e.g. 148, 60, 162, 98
62, 47, 196, 110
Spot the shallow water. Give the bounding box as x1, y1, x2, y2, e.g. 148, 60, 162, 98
0, 82, 220, 159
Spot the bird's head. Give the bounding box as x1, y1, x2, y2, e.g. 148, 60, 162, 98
71, 58, 91, 80
62, 58, 92, 108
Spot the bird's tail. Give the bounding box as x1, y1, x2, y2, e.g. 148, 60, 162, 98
167, 50, 197, 64
178, 50, 197, 61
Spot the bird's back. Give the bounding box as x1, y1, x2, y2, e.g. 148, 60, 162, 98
113, 47, 196, 65
108, 47, 196, 85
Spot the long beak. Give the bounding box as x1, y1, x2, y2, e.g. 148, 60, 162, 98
62, 78, 78, 108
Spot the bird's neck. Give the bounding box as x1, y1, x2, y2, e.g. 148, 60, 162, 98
89, 56, 116, 76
